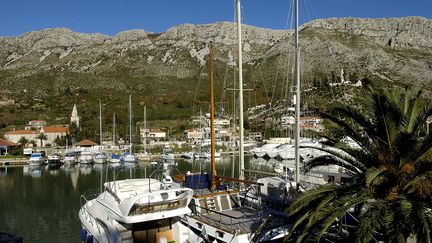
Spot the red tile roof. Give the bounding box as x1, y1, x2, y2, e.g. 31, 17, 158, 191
43, 126, 69, 133
76, 139, 98, 146
4, 130, 37, 135
0, 138, 19, 147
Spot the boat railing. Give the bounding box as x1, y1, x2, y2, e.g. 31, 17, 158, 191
192, 204, 262, 234
80, 189, 100, 206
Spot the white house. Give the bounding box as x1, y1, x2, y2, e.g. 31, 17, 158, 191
40, 126, 69, 145
25, 120, 48, 130
148, 129, 166, 141
184, 129, 204, 141
4, 130, 38, 146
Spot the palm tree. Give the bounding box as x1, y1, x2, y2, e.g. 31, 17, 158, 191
18, 136, 29, 146
36, 132, 47, 147
287, 85, 432, 242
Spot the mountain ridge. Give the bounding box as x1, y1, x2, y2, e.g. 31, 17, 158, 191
0, 16, 430, 131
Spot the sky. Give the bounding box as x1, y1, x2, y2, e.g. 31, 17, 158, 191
0, 0, 431, 37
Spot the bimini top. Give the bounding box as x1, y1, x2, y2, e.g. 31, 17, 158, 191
91, 178, 193, 224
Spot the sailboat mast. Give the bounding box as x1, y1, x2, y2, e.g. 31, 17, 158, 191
143, 105, 147, 152
99, 100, 103, 146
113, 113, 116, 145
129, 95, 132, 153
294, 0, 301, 185
236, 0, 245, 181
210, 46, 216, 189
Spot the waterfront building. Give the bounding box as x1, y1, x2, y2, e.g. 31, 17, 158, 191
0, 138, 19, 155
183, 128, 204, 142
4, 130, 38, 145
75, 139, 98, 152
40, 126, 69, 146
147, 129, 166, 142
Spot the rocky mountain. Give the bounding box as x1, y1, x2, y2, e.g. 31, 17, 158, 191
0, 16, 431, 130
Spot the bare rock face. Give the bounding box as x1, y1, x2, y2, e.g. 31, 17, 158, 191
307, 16, 432, 49
0, 17, 430, 96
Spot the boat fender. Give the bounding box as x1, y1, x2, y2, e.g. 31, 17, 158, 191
86, 235, 93, 243
80, 228, 87, 241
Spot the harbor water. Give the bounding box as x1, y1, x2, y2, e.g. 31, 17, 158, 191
0, 155, 279, 242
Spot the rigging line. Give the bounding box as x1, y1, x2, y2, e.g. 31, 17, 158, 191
257, 65, 271, 105
192, 66, 206, 117
281, 0, 294, 105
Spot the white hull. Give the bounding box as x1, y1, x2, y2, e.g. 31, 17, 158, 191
63, 156, 77, 164
79, 178, 196, 243
28, 153, 45, 165
93, 157, 107, 164
79, 156, 93, 164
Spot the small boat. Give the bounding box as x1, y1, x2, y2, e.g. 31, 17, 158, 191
181, 152, 194, 159
161, 152, 175, 160
48, 153, 62, 164
28, 152, 45, 165
64, 151, 79, 164
193, 152, 210, 159
109, 153, 121, 163
79, 178, 197, 243
79, 151, 94, 164
93, 151, 108, 164
48, 153, 63, 170
121, 151, 138, 164
136, 150, 150, 160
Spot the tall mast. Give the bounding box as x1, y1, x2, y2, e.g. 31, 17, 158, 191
294, 0, 301, 186
99, 100, 103, 146
143, 105, 147, 152
236, 0, 245, 181
113, 113, 116, 145
129, 95, 132, 153
210, 46, 216, 189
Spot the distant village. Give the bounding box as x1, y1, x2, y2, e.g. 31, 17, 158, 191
0, 102, 327, 156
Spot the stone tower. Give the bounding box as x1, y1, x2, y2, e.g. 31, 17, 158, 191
71, 104, 80, 127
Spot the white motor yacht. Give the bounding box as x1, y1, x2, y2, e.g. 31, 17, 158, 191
64, 151, 79, 164
28, 152, 45, 165
79, 151, 94, 164
79, 178, 196, 243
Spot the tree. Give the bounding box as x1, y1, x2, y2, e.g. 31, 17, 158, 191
69, 121, 79, 145
287, 84, 432, 242
36, 132, 47, 147
18, 136, 29, 146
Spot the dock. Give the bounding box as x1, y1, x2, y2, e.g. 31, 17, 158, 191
0, 158, 27, 166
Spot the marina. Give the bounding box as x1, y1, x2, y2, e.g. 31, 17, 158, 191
0, 0, 430, 242
0, 155, 281, 242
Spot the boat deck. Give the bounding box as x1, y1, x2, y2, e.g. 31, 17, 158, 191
190, 206, 289, 235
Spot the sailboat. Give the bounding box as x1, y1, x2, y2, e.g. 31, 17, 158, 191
94, 100, 108, 164
137, 105, 151, 160
178, 2, 292, 241
121, 95, 138, 164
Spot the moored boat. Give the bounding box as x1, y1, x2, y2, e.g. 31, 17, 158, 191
64, 151, 79, 164
79, 151, 94, 164
93, 151, 108, 164
28, 152, 45, 165
79, 178, 197, 243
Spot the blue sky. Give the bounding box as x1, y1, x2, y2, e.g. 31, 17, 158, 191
1, 0, 431, 36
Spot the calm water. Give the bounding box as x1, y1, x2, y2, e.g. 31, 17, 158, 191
0, 155, 276, 242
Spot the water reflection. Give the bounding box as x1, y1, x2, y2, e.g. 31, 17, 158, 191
23, 165, 44, 178
1, 155, 270, 242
